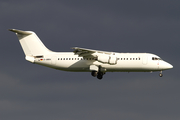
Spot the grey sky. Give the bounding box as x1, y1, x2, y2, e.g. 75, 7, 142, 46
0, 0, 179, 120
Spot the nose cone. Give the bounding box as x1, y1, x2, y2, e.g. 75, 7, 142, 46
168, 63, 173, 69
159, 61, 173, 70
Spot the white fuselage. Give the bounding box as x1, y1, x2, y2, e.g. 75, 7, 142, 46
34, 52, 172, 72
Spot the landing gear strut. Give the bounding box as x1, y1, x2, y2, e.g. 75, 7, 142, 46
159, 71, 163, 77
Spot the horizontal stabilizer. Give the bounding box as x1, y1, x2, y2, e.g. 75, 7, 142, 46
9, 29, 32, 35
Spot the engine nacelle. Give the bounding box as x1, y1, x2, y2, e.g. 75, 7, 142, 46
109, 55, 117, 65
97, 55, 109, 64
97, 55, 117, 65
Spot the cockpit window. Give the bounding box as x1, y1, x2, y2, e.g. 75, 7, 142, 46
152, 57, 162, 60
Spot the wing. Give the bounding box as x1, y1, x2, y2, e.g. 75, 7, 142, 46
72, 47, 118, 65
72, 47, 113, 57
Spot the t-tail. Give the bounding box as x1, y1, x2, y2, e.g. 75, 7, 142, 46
9, 29, 52, 63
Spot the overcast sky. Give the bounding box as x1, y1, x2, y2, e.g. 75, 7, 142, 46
0, 0, 179, 120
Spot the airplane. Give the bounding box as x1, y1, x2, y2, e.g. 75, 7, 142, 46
9, 29, 173, 80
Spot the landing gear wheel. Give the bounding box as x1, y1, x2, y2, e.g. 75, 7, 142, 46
159, 71, 163, 77
97, 72, 103, 80
159, 73, 163, 77
91, 71, 98, 77
97, 74, 103, 80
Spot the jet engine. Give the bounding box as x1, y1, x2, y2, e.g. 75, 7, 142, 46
97, 55, 117, 65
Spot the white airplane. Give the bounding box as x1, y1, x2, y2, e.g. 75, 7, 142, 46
9, 29, 173, 79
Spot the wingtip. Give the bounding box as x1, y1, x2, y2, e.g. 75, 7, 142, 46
9, 29, 15, 32
71, 47, 78, 49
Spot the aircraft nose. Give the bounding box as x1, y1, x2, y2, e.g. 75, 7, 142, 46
168, 63, 173, 69
160, 61, 173, 70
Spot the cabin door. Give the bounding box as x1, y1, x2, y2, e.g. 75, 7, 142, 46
51, 56, 57, 65
142, 56, 148, 65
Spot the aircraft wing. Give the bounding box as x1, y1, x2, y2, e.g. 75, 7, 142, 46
72, 47, 112, 57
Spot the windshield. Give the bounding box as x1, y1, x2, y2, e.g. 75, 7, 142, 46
152, 57, 162, 60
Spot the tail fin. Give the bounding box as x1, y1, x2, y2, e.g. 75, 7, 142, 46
9, 29, 51, 63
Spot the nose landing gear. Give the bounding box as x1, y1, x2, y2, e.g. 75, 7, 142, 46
159, 71, 163, 77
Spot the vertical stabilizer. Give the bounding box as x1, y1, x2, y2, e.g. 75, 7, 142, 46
9, 29, 51, 57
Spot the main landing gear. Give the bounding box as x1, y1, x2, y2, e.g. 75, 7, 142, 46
91, 71, 105, 80
91, 71, 98, 77
159, 71, 163, 77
